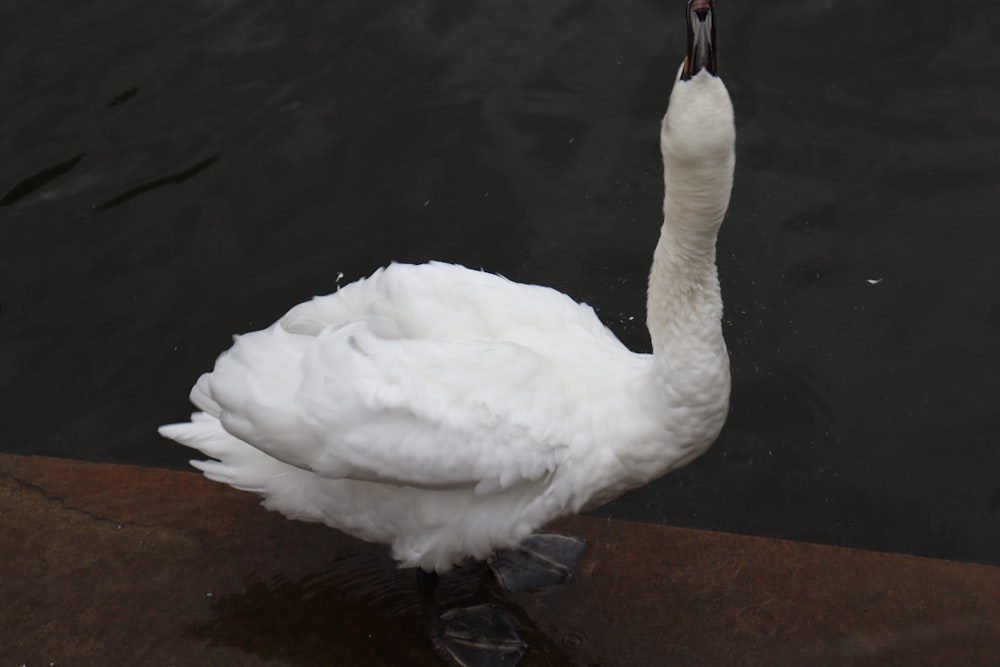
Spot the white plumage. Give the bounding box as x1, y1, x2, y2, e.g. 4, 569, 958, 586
160, 63, 736, 574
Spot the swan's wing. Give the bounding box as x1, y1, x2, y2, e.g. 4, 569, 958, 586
202, 323, 627, 494
197, 264, 642, 494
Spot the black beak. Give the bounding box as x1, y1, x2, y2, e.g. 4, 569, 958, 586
681, 0, 717, 80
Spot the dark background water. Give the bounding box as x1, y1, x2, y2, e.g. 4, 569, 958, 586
2, 0, 999, 565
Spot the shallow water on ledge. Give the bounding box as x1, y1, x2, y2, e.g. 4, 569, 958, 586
1, 0, 998, 564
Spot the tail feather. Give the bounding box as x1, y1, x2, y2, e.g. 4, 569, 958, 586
160, 412, 292, 494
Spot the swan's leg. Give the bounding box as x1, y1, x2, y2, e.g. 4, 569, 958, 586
418, 569, 444, 640
416, 569, 527, 667
489, 532, 588, 593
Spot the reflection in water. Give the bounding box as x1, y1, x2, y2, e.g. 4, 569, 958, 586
188, 553, 585, 667
91, 153, 221, 213
107, 86, 139, 108
189, 569, 428, 666
0, 153, 85, 206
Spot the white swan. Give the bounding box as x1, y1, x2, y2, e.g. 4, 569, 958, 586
161, 0, 733, 661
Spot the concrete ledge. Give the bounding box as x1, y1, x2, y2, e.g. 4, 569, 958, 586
2, 454, 998, 666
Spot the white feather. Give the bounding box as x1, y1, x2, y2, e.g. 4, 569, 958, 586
160, 68, 736, 573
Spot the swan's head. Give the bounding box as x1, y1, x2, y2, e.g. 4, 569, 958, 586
681, 0, 717, 81
661, 0, 735, 171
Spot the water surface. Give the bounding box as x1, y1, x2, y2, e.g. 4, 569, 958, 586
2, 0, 999, 564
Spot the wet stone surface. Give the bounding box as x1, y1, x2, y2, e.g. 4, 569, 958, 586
2, 454, 999, 666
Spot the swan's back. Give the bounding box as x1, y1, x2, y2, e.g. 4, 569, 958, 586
281, 262, 623, 349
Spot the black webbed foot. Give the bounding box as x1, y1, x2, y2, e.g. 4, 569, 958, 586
418, 570, 527, 666
490, 532, 588, 593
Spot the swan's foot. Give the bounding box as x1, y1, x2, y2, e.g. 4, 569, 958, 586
418, 570, 527, 667
490, 532, 588, 593
436, 604, 526, 666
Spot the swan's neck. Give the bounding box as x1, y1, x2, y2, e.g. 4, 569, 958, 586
646, 100, 734, 393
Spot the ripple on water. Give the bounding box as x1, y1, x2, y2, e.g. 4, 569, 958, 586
186, 544, 502, 665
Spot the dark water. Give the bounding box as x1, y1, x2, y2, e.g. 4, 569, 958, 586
2, 0, 999, 564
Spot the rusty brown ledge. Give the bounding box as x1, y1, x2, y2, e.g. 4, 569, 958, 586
1, 453, 997, 666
